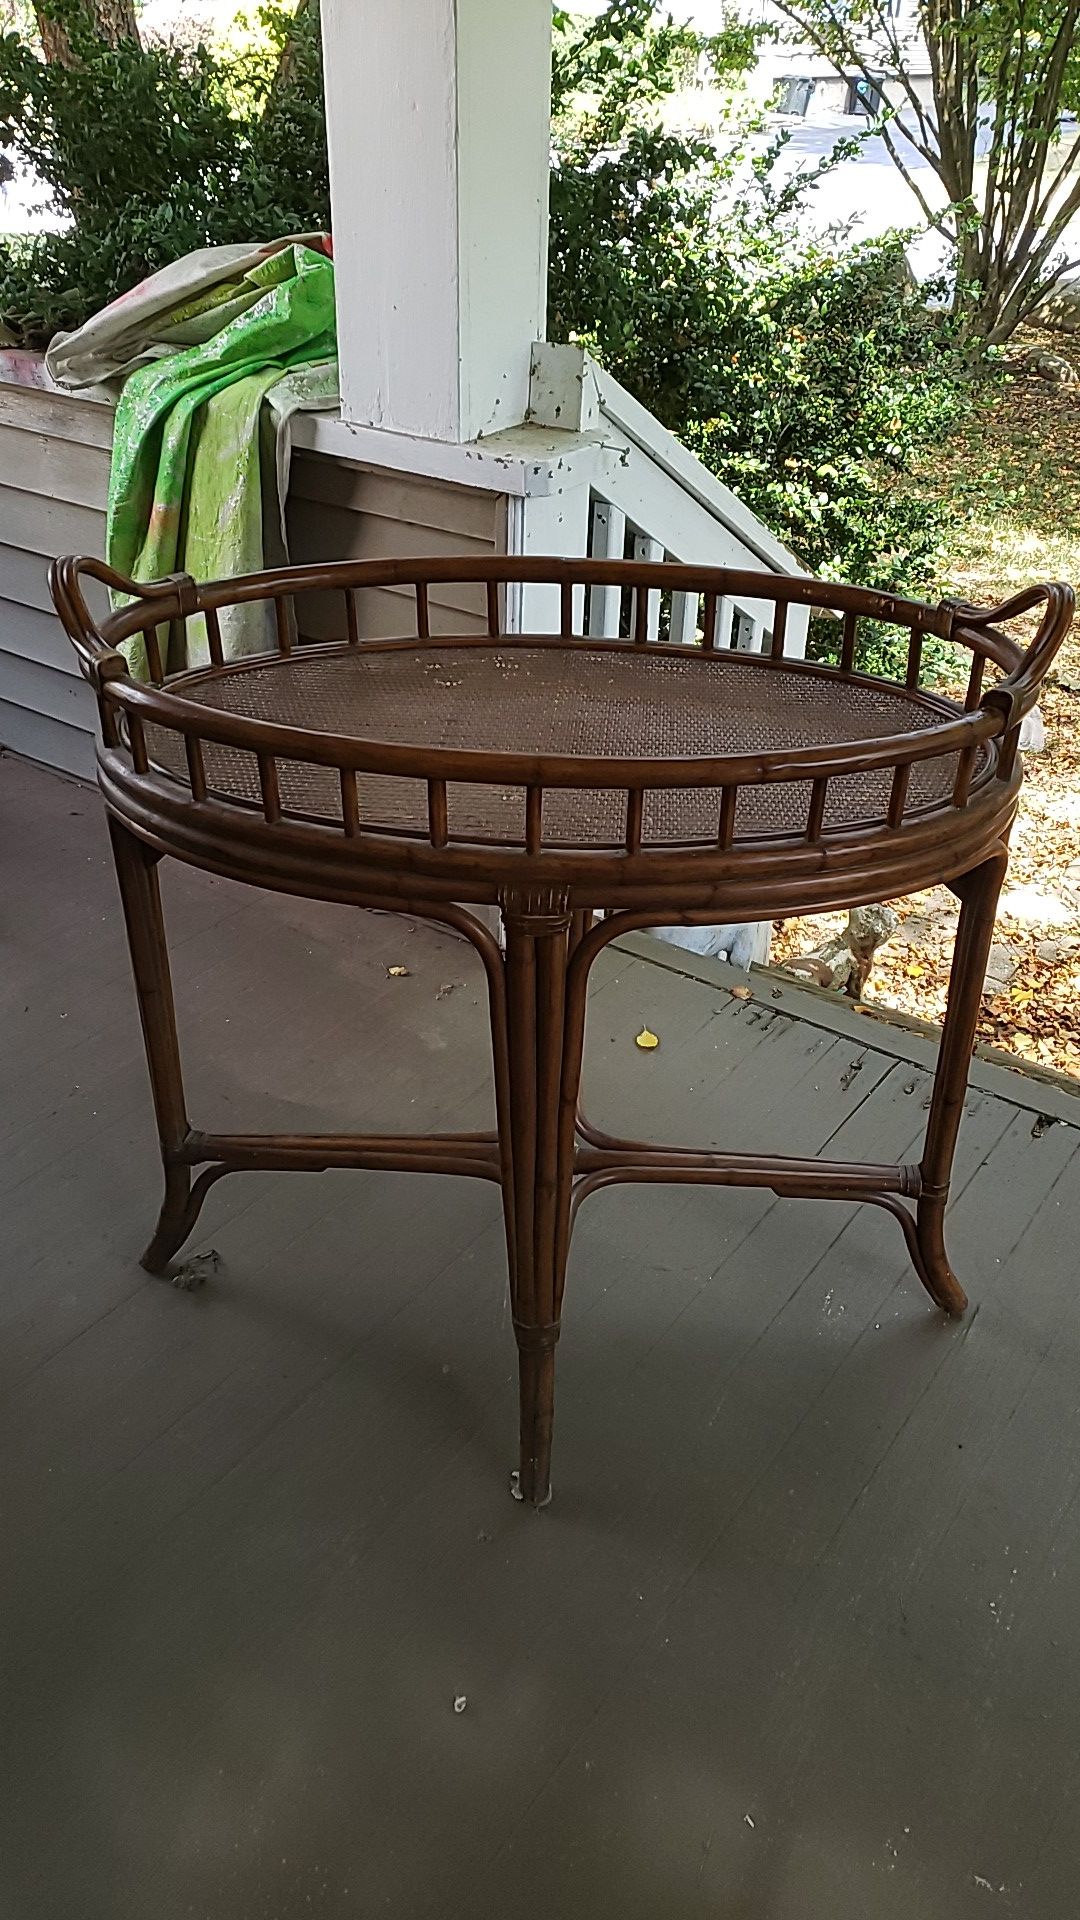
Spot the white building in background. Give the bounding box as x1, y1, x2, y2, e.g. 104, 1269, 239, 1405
692, 0, 935, 123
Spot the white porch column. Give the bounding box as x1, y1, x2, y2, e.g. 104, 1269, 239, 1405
321, 0, 552, 444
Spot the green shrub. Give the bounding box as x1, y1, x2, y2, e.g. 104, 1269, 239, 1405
0, 1, 328, 342
549, 3, 968, 608
0, 0, 969, 617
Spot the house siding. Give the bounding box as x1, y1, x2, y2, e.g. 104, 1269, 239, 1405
0, 380, 503, 779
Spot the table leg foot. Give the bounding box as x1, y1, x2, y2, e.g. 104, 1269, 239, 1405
140, 1163, 226, 1276
140, 1163, 195, 1274
509, 1469, 553, 1509
913, 1195, 968, 1317
512, 1345, 557, 1507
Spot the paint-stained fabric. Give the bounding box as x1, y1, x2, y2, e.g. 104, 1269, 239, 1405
47, 238, 338, 676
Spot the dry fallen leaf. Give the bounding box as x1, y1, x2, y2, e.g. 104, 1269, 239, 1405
730, 984, 752, 1001
635, 1026, 660, 1050
387, 965, 410, 978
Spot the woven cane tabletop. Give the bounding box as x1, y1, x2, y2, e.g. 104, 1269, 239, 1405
147, 639, 987, 848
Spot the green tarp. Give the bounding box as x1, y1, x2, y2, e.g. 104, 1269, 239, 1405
107, 242, 337, 676
47, 237, 338, 678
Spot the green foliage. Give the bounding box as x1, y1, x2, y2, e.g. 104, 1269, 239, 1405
550, 3, 967, 604
769, 0, 1080, 341
0, 2, 328, 342
0, 0, 970, 619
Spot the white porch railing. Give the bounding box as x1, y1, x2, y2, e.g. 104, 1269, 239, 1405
515, 344, 810, 659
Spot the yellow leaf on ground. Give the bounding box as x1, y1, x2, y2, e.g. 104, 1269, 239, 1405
387, 965, 410, 978
635, 1026, 660, 1050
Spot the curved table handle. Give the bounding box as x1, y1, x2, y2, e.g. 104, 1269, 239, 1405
947, 582, 1074, 730
49, 555, 198, 688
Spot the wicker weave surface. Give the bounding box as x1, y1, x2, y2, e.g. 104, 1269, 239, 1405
146, 640, 986, 846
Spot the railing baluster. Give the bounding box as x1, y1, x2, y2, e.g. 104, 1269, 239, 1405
339, 768, 360, 836
185, 734, 207, 801
415, 583, 430, 638
625, 787, 644, 854
669, 590, 698, 648
525, 785, 544, 854
905, 629, 923, 690
633, 535, 663, 644
257, 753, 282, 823
487, 580, 501, 637
806, 776, 828, 842
587, 500, 625, 638
702, 592, 718, 651
770, 600, 788, 660
344, 588, 359, 646
427, 778, 449, 848
965, 651, 985, 711
204, 605, 224, 667
840, 609, 857, 673
274, 596, 293, 656
731, 607, 761, 652
887, 761, 910, 829
718, 784, 737, 850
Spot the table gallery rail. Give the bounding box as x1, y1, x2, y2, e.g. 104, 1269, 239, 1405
51, 553, 1073, 1506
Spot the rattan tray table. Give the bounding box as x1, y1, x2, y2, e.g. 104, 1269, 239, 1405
53, 554, 1072, 1506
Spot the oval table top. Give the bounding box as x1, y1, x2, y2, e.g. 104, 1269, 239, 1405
145, 636, 992, 851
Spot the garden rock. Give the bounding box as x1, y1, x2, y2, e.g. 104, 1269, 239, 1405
982, 943, 1017, 994
1034, 279, 1080, 334
1019, 346, 1077, 385
1036, 936, 1080, 964
784, 903, 898, 997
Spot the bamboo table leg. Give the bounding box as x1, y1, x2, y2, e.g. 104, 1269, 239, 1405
106, 833, 1007, 1507
107, 817, 197, 1274
914, 846, 1010, 1315
498, 888, 585, 1508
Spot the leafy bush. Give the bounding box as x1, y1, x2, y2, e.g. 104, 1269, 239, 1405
549, 2, 967, 605
0, 1, 328, 342
0, 0, 969, 616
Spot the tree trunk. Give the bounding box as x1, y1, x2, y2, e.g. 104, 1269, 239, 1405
36, 0, 141, 65
35, 9, 77, 64
271, 0, 316, 101
94, 0, 140, 43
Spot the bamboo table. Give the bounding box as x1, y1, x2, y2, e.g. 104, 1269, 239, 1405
53, 554, 1072, 1507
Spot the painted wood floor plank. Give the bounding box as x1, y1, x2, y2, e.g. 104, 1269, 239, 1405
3, 755, 1080, 1920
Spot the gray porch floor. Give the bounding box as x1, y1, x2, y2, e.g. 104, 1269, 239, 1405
3, 750, 1080, 1920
